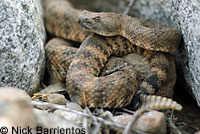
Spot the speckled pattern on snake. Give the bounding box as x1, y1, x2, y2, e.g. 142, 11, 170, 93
43, 0, 182, 110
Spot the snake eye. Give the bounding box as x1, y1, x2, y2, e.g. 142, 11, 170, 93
93, 16, 101, 22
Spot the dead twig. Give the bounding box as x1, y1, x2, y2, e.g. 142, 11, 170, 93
83, 109, 89, 134
102, 63, 128, 76
166, 117, 183, 134
32, 101, 125, 129
123, 0, 136, 15
122, 108, 135, 114
85, 107, 101, 134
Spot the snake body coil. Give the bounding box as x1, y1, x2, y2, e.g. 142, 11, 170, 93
44, 0, 182, 110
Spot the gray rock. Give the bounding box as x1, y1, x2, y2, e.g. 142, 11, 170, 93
70, 0, 200, 106
0, 0, 46, 94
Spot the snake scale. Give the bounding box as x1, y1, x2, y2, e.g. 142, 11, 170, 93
44, 0, 182, 110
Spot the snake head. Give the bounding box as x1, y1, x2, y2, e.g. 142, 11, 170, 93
78, 10, 121, 36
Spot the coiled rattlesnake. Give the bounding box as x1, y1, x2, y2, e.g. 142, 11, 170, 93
44, 0, 182, 110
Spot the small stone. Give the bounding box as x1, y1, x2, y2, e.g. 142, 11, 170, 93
34, 109, 84, 130
54, 109, 84, 126
66, 102, 84, 112
0, 87, 36, 128
53, 102, 84, 125
112, 111, 166, 134
133, 111, 166, 134
47, 93, 67, 105
112, 114, 131, 126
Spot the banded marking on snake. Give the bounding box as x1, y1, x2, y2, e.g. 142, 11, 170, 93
44, 0, 182, 110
